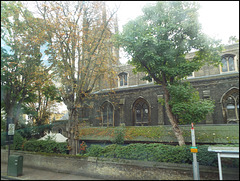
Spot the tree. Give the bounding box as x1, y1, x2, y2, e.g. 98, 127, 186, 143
1, 1, 40, 127
118, 1, 223, 146
1, 1, 54, 135
36, 1, 119, 154
228, 36, 239, 44
22, 77, 61, 138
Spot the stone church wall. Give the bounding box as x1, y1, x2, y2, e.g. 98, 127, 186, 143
83, 43, 239, 127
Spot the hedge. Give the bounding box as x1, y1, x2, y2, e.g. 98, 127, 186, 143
23, 140, 67, 154
84, 143, 239, 168
1, 131, 67, 154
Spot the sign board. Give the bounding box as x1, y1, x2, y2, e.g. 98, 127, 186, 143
8, 124, 15, 135
191, 146, 198, 153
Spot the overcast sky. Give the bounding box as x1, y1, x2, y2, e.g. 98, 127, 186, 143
107, 1, 239, 64
18, 1, 239, 64
3, 1, 239, 113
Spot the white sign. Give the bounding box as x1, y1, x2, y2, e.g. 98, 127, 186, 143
8, 124, 15, 135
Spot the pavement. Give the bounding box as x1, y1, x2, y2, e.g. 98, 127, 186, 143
1, 161, 239, 180
1, 162, 102, 180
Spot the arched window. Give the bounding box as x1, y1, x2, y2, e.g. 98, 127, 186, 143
220, 54, 236, 73
132, 98, 150, 126
101, 101, 114, 127
221, 88, 239, 124
118, 72, 128, 87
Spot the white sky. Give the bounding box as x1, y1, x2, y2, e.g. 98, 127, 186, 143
21, 1, 239, 65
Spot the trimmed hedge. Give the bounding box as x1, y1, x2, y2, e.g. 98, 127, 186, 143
84, 143, 239, 168
23, 140, 67, 154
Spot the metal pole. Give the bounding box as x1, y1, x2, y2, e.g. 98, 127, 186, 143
218, 153, 223, 180
191, 123, 200, 180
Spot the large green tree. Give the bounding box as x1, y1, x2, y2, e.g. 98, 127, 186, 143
119, 1, 223, 146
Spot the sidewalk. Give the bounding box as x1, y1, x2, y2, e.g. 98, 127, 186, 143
1, 162, 102, 180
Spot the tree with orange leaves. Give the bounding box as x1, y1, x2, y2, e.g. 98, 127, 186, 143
36, 1, 119, 154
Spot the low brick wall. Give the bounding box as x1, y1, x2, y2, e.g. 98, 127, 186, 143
2, 149, 239, 180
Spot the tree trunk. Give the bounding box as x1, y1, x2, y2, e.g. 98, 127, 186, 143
67, 106, 78, 155
162, 82, 186, 146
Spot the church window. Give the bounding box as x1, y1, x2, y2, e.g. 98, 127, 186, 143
101, 101, 114, 127
118, 72, 128, 87
220, 55, 237, 73
221, 88, 239, 124
133, 98, 150, 126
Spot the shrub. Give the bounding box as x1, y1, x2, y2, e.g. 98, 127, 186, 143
111, 126, 125, 145
85, 144, 105, 157
83, 143, 239, 167
11, 132, 24, 150
1, 132, 7, 146
23, 140, 67, 154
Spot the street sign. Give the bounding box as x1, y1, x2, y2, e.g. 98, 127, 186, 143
191, 146, 198, 153
8, 124, 15, 135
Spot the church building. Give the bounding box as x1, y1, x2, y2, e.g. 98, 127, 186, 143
79, 43, 239, 127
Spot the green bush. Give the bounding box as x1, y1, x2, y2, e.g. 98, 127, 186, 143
10, 132, 24, 150
1, 132, 7, 146
111, 126, 125, 145
84, 143, 239, 167
23, 140, 67, 154
84, 144, 105, 157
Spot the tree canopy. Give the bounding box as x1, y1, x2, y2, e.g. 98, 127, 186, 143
118, 1, 223, 146
35, 1, 119, 154
1, 1, 59, 138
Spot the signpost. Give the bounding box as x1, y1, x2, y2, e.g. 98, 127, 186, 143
191, 123, 200, 180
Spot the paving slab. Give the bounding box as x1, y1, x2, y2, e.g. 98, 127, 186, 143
1, 162, 102, 180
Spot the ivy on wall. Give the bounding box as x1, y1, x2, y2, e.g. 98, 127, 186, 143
77, 125, 239, 144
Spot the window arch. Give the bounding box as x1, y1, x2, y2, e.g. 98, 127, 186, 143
132, 98, 150, 126
118, 72, 128, 87
220, 54, 237, 73
221, 88, 239, 124
100, 101, 114, 127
